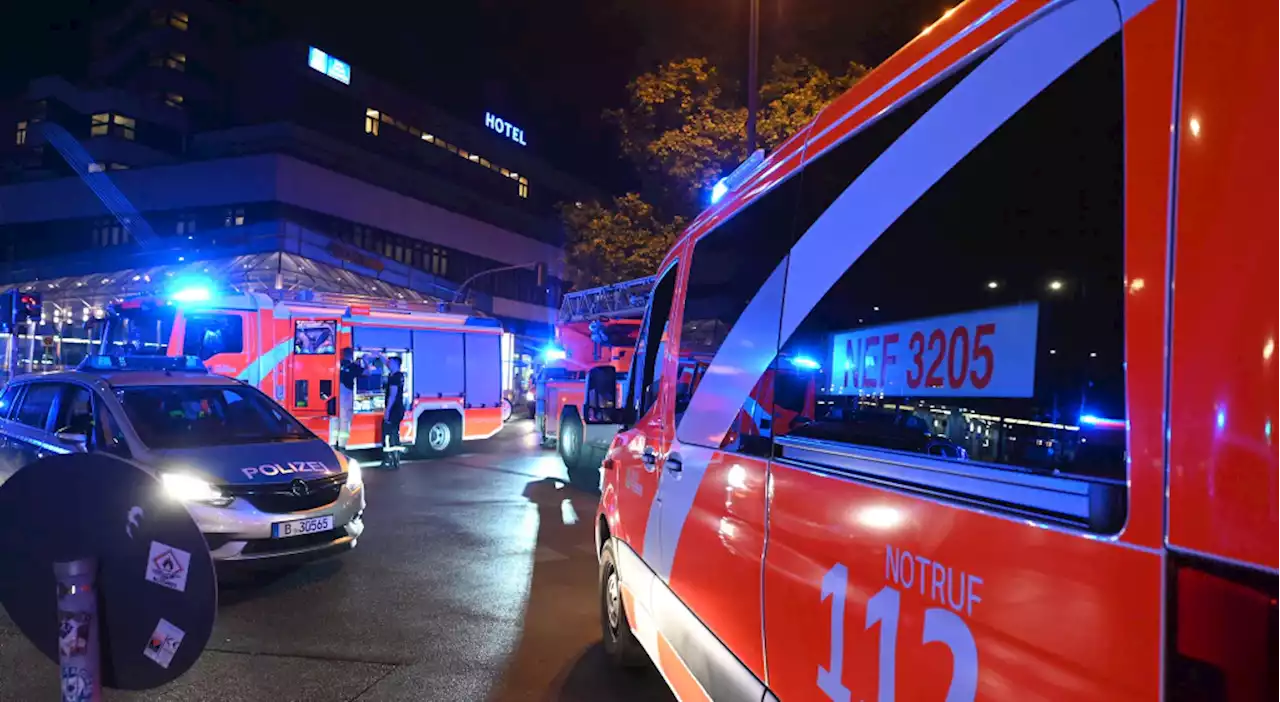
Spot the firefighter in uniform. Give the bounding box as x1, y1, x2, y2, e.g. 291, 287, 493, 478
381, 356, 406, 469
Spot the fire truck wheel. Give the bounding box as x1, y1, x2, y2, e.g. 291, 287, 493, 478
558, 410, 584, 471
412, 412, 460, 458
599, 540, 646, 668
501, 398, 513, 423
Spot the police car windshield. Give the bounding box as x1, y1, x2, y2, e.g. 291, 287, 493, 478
116, 385, 312, 449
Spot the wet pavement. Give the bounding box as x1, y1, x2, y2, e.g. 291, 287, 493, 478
0, 420, 673, 701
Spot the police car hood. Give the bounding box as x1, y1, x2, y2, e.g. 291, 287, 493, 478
149, 439, 344, 486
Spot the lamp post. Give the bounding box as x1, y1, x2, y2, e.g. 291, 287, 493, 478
746, 0, 760, 155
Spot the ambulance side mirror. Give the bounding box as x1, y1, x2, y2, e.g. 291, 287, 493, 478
584, 365, 620, 425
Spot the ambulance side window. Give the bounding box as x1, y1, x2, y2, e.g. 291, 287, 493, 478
674, 171, 802, 456
773, 35, 1127, 498
183, 314, 244, 360
627, 264, 678, 421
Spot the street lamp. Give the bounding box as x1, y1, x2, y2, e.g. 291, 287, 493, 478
746, 0, 759, 155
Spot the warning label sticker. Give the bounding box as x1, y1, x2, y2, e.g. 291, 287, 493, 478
145, 542, 191, 593
142, 618, 185, 669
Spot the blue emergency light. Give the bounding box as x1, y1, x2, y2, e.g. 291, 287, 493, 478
79, 355, 209, 373
542, 346, 567, 362
789, 356, 822, 371
167, 276, 216, 304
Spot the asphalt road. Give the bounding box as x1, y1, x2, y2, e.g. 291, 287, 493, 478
0, 421, 673, 701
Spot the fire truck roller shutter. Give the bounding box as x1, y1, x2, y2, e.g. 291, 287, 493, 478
463, 334, 502, 408
351, 327, 411, 350
412, 331, 465, 398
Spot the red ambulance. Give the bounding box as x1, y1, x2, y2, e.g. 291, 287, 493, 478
590, 0, 1278, 699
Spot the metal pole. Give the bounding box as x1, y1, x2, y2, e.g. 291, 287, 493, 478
55, 558, 102, 702
26, 323, 36, 373
746, 0, 760, 155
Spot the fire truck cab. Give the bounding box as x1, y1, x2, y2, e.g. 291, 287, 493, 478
98, 285, 507, 457
592, 0, 1277, 700
536, 277, 651, 485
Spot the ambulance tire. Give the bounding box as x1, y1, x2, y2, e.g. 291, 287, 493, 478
412, 412, 461, 459
599, 540, 647, 668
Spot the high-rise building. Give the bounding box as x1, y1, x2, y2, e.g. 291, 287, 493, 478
0, 1, 595, 367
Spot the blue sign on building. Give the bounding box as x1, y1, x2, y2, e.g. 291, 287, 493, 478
308, 47, 351, 85
484, 112, 527, 147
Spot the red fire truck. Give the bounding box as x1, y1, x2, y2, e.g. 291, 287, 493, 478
98, 286, 507, 457
534, 277, 650, 484
587, 0, 1278, 699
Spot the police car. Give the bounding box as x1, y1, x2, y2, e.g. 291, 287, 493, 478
0, 355, 365, 564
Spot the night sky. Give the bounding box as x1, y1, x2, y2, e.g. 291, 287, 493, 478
1, 0, 946, 192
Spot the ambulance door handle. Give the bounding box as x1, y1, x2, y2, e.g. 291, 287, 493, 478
665, 452, 682, 474
641, 446, 656, 467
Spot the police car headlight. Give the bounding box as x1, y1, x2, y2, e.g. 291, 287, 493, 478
161, 473, 231, 506
345, 458, 363, 488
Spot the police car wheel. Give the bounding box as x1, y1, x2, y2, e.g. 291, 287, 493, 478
599, 540, 646, 668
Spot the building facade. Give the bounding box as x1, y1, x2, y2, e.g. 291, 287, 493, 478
0, 0, 593, 350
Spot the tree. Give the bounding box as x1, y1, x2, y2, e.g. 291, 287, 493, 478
561, 194, 686, 289
608, 56, 868, 213
562, 55, 866, 288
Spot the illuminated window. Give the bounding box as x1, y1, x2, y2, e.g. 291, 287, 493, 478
421, 133, 434, 143
479, 158, 490, 168
409, 126, 421, 137
151, 51, 186, 71
393, 119, 407, 131
151, 9, 188, 30
113, 114, 136, 140
458, 149, 470, 159
224, 208, 245, 227
87, 162, 105, 173
164, 93, 183, 108
518, 177, 529, 199
15, 121, 26, 145
90, 113, 109, 137
468, 154, 479, 163
365, 108, 380, 135
380, 113, 393, 125
446, 144, 457, 154
431, 248, 448, 276
108, 163, 129, 171
499, 167, 509, 177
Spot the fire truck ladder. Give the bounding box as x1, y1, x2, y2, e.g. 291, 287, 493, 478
557, 276, 656, 323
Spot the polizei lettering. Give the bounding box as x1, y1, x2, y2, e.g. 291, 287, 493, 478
241, 461, 332, 480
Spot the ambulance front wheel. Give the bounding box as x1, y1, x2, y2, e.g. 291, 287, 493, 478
600, 540, 646, 668
412, 412, 461, 458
